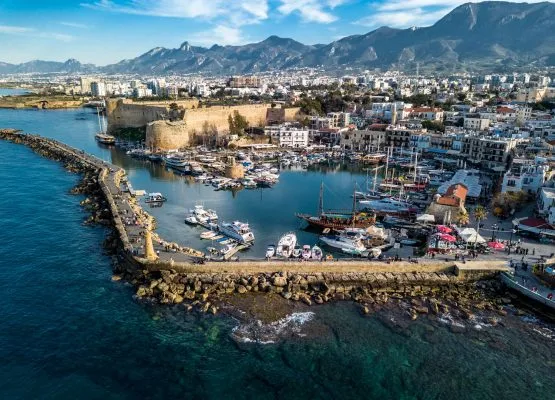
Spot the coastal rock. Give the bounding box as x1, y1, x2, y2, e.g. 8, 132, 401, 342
236, 285, 247, 294
272, 276, 287, 287
183, 290, 195, 300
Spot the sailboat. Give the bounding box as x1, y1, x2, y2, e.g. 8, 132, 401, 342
296, 183, 376, 231
94, 106, 116, 145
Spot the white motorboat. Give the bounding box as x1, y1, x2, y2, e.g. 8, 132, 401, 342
302, 245, 312, 260
184, 216, 198, 225
276, 232, 297, 258
187, 204, 218, 226
145, 192, 167, 203
359, 197, 416, 214
200, 231, 217, 239
95, 133, 116, 145
311, 245, 323, 261
220, 243, 237, 256
219, 221, 255, 244
292, 246, 302, 258
163, 155, 189, 169
265, 245, 276, 258
319, 233, 367, 255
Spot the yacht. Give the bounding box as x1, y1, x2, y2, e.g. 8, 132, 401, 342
163, 154, 189, 169
218, 221, 255, 244
292, 246, 302, 258
185, 205, 218, 226
276, 232, 297, 258
319, 232, 367, 255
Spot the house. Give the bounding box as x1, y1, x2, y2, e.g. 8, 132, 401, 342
464, 116, 490, 131
426, 184, 468, 224
406, 107, 444, 121
501, 159, 552, 194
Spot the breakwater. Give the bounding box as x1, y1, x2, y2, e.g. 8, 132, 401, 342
0, 129, 511, 318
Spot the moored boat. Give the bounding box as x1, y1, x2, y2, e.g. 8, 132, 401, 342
301, 245, 312, 260
219, 221, 255, 244
145, 192, 167, 203
265, 245, 276, 258
276, 232, 297, 258
311, 245, 323, 260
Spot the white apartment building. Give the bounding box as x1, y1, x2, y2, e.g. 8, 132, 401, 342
464, 117, 490, 131
502, 161, 551, 194
266, 124, 309, 148
340, 130, 387, 152
91, 81, 106, 97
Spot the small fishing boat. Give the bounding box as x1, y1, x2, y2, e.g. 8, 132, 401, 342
292, 246, 302, 258
220, 243, 237, 256
145, 192, 167, 203
302, 245, 312, 260
311, 245, 323, 261
276, 232, 297, 258
265, 245, 276, 258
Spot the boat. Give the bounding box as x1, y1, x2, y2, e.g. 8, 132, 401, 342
296, 183, 376, 231
399, 238, 419, 246
219, 221, 255, 244
200, 230, 217, 239
145, 192, 167, 203
319, 232, 367, 255
359, 197, 416, 215
311, 245, 323, 260
292, 246, 302, 258
265, 245, 276, 258
276, 232, 297, 258
220, 243, 237, 256
184, 216, 198, 225
163, 155, 189, 169
95, 133, 116, 145
302, 245, 312, 260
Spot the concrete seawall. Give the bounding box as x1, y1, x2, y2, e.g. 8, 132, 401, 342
0, 129, 511, 312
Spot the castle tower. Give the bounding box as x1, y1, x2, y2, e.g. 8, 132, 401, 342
225, 155, 245, 179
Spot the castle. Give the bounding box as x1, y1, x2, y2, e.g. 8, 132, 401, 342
106, 98, 300, 150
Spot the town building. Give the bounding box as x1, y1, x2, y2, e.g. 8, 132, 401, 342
460, 136, 517, 170
501, 159, 552, 194
340, 130, 387, 152
265, 123, 309, 148
464, 116, 490, 131
91, 81, 106, 97
438, 169, 482, 202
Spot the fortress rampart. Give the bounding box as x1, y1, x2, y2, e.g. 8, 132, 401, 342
106, 98, 300, 150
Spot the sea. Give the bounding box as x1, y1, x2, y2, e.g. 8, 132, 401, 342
0, 108, 554, 399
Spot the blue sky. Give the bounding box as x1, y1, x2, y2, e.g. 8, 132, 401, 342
0, 0, 544, 65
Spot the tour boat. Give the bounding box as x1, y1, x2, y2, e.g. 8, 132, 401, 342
184, 216, 198, 225
301, 245, 312, 260
297, 183, 376, 230
319, 232, 367, 255
145, 192, 167, 203
311, 245, 323, 261
163, 155, 189, 169
292, 246, 302, 258
218, 221, 255, 244
276, 232, 297, 258
187, 204, 218, 226
265, 245, 276, 258
95, 133, 116, 145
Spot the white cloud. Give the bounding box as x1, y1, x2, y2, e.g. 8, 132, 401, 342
82, 0, 268, 24
0, 24, 73, 41
0, 25, 33, 34
357, 7, 452, 28
278, 0, 338, 23
189, 25, 243, 46
60, 22, 90, 29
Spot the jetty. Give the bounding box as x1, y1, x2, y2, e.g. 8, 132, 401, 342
0, 129, 519, 311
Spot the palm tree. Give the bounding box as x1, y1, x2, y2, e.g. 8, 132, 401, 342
473, 205, 488, 246
456, 210, 470, 226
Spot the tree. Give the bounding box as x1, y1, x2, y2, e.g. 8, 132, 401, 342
473, 205, 487, 232
421, 120, 445, 133
456, 211, 470, 226
228, 111, 249, 136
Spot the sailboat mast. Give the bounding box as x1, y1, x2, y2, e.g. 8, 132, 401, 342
373, 167, 378, 192
318, 182, 324, 215
384, 146, 390, 186
414, 151, 418, 183
96, 107, 102, 132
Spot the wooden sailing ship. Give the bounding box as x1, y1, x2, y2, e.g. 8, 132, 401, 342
296, 183, 376, 231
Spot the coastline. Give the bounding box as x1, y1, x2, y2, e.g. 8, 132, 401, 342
0, 128, 525, 323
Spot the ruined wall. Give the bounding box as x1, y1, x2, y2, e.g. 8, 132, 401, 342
106, 99, 169, 132
145, 120, 189, 150
185, 104, 272, 134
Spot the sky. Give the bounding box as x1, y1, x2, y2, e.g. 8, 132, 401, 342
0, 0, 547, 65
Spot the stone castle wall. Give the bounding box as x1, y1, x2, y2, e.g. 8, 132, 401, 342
145, 120, 189, 150
107, 98, 300, 149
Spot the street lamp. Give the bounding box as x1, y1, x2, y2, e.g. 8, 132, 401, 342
491, 224, 498, 241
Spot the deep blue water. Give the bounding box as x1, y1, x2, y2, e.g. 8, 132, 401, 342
1, 108, 555, 399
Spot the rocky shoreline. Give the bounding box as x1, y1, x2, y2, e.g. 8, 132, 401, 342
0, 128, 525, 325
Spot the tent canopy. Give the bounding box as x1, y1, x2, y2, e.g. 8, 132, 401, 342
455, 227, 486, 244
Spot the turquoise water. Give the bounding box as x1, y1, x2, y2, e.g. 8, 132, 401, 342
1, 109, 555, 398
0, 88, 30, 96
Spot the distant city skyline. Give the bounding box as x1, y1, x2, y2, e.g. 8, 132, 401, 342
0, 0, 551, 65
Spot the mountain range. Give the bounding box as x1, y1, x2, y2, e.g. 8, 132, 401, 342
2, 1, 555, 75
